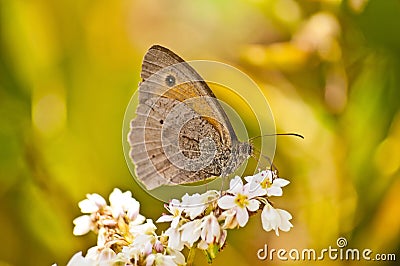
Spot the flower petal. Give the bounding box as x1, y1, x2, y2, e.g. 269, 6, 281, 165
109, 188, 123, 206
78, 198, 100, 213
145, 254, 155, 266
197, 240, 208, 250
87, 193, 106, 208
247, 199, 260, 212
167, 247, 186, 265
267, 186, 283, 197
126, 199, 140, 221
220, 209, 238, 229
201, 214, 221, 244
171, 216, 180, 229
130, 214, 146, 226
130, 219, 157, 236
229, 176, 243, 194
165, 227, 184, 251
245, 183, 267, 198
156, 215, 174, 223
73, 215, 92, 235
170, 199, 181, 207
181, 220, 202, 246
273, 178, 290, 187
217, 195, 236, 209
66, 251, 92, 266
277, 209, 293, 232
236, 207, 249, 227
245, 172, 264, 192
244, 175, 252, 183
97, 247, 117, 263
261, 204, 279, 233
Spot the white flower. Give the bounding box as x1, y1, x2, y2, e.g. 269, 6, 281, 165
96, 247, 117, 265
217, 176, 262, 227
109, 188, 140, 220
197, 240, 208, 250
119, 246, 141, 264
164, 227, 184, 251
85, 247, 101, 261
219, 209, 238, 229
66, 251, 93, 266
146, 253, 177, 266
197, 228, 227, 259
181, 190, 219, 219
180, 219, 202, 247
166, 247, 186, 265
78, 193, 107, 213
131, 234, 155, 255
219, 229, 227, 248
130, 219, 157, 236
96, 227, 107, 247
200, 213, 221, 244
261, 203, 293, 236
72, 215, 93, 236
129, 213, 146, 227
245, 170, 289, 197
269, 178, 290, 196
66, 184, 295, 266
181, 193, 203, 219
75, 246, 117, 266
156, 199, 183, 228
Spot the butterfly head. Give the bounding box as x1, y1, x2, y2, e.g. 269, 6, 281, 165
222, 141, 253, 176
238, 141, 253, 159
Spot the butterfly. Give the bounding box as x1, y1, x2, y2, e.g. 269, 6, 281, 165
128, 45, 253, 190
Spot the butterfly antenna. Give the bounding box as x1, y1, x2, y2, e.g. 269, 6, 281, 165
248, 132, 304, 141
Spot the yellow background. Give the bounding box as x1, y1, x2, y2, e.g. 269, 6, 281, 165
0, 0, 399, 265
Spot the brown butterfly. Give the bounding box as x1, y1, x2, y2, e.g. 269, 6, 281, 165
128, 45, 252, 190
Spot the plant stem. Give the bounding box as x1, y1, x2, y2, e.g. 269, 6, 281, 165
187, 247, 196, 266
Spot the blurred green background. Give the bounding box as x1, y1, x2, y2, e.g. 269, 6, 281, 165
1, 0, 399, 265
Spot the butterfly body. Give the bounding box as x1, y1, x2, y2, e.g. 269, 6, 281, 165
128, 45, 252, 190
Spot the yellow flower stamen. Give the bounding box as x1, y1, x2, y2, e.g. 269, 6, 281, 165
234, 194, 249, 208
173, 209, 180, 217
261, 177, 272, 189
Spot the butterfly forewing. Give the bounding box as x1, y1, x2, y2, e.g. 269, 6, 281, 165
128, 45, 251, 190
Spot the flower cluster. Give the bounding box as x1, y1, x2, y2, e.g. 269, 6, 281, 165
66, 188, 184, 266
62, 169, 293, 265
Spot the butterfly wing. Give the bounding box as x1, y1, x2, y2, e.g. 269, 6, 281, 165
129, 45, 242, 190
129, 96, 218, 189
140, 45, 238, 144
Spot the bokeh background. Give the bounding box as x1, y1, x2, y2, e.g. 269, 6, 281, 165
1, 0, 399, 265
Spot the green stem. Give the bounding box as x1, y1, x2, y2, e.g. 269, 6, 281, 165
187, 246, 196, 266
